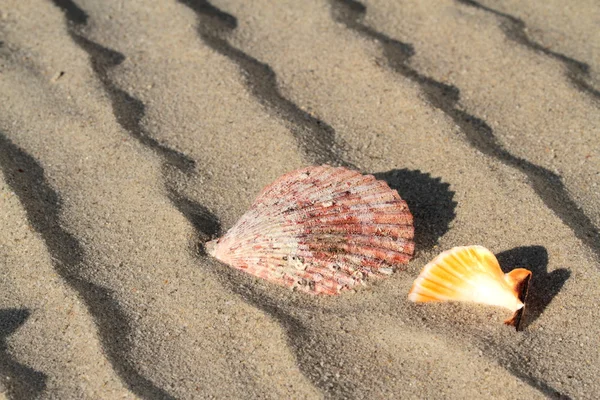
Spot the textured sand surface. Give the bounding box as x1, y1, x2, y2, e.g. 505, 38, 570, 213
0, 0, 598, 399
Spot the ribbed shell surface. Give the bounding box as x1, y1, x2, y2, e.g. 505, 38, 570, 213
408, 246, 524, 312
207, 165, 415, 294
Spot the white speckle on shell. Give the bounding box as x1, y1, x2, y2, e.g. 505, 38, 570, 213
288, 256, 306, 271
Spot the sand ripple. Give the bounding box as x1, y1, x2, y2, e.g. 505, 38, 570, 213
0, 0, 598, 398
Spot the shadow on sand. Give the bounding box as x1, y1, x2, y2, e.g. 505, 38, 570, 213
375, 169, 457, 252
497, 246, 570, 330
0, 308, 46, 399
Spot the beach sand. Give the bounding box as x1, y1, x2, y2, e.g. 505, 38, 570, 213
0, 0, 598, 398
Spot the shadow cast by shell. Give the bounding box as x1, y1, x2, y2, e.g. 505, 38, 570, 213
496, 246, 570, 330
375, 169, 456, 251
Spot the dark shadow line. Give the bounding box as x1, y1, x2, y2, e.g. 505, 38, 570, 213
478, 336, 573, 400
456, 0, 600, 101
71, 34, 196, 173
45, 0, 206, 397
329, 0, 600, 263
0, 133, 175, 400
177, 0, 353, 168
52, 0, 195, 173
496, 246, 570, 330
0, 309, 47, 399
166, 187, 221, 244
222, 278, 354, 399
50, 2, 303, 398
493, 348, 573, 400
51, 0, 88, 24
328, 1, 579, 397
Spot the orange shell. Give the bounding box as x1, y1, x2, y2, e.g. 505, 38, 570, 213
207, 165, 415, 294
408, 246, 531, 329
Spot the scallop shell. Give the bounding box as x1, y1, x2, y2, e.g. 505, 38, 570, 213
206, 165, 415, 294
408, 245, 532, 330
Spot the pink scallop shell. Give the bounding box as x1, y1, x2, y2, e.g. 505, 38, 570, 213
206, 165, 414, 294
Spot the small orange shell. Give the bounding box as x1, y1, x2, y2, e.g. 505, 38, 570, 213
207, 165, 415, 294
408, 246, 531, 329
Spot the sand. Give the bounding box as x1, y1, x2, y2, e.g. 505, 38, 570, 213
0, 0, 598, 398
